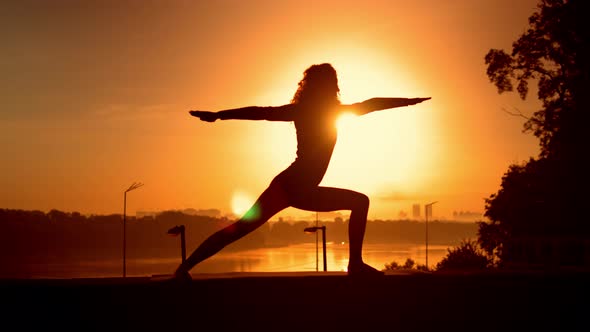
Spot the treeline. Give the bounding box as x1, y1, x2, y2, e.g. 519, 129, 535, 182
0, 209, 477, 276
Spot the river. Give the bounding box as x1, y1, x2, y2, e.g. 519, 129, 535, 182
30, 242, 452, 278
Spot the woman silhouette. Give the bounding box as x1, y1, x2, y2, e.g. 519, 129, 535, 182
178, 63, 430, 278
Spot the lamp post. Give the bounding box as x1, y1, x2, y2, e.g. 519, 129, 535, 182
123, 182, 143, 277
315, 212, 319, 271
424, 201, 438, 270
304, 226, 327, 272
168, 225, 186, 264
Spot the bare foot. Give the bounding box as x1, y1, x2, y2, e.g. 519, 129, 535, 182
174, 267, 192, 282
347, 262, 384, 277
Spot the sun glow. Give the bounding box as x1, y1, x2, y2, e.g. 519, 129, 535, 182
328, 106, 429, 195
324, 48, 435, 195
249, 44, 439, 203
336, 112, 357, 131
231, 191, 254, 216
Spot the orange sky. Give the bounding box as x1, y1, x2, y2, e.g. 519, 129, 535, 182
1, 0, 542, 220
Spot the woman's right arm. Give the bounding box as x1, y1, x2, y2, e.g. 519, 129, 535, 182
189, 104, 296, 122
342, 97, 431, 116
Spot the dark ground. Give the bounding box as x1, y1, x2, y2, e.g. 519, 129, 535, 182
1, 270, 588, 332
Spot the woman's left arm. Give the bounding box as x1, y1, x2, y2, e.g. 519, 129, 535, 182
342, 97, 431, 115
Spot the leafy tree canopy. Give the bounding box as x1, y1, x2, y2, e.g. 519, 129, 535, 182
482, 0, 589, 265
485, 0, 589, 159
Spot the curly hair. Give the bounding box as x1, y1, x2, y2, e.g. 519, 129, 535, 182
291, 63, 340, 106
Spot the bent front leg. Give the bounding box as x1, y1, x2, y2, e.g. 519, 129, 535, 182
289, 186, 370, 266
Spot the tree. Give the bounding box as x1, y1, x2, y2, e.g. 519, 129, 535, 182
47, 209, 68, 222
482, 0, 589, 265
476, 220, 506, 265
436, 240, 490, 271
485, 0, 589, 160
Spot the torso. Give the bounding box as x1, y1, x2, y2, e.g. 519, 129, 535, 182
275, 105, 339, 188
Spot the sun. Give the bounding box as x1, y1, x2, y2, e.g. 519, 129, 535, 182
231, 191, 254, 216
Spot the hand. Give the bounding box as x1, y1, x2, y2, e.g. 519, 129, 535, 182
410, 97, 431, 104
189, 110, 218, 122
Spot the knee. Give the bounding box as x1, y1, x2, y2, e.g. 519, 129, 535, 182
355, 193, 370, 210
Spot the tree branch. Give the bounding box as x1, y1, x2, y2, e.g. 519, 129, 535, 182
501, 106, 531, 120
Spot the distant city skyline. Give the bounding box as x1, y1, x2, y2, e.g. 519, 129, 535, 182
133, 205, 483, 222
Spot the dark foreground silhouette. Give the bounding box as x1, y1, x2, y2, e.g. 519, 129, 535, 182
2, 271, 587, 331
177, 63, 430, 278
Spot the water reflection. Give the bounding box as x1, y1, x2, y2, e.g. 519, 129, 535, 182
159, 242, 450, 274
26, 243, 451, 278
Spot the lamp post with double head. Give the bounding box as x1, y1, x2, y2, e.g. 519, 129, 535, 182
424, 201, 438, 270
123, 182, 143, 277
304, 226, 327, 272
168, 225, 187, 264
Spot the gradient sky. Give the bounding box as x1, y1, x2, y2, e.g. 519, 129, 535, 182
1, 0, 542, 220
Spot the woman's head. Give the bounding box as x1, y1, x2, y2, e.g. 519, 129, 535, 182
291, 63, 340, 105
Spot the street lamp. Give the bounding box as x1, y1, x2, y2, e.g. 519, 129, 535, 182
304, 226, 327, 272
123, 182, 143, 277
168, 225, 187, 264
424, 201, 438, 270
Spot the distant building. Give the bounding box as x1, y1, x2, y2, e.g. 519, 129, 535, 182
136, 211, 157, 218
412, 204, 421, 219
452, 210, 484, 222
183, 208, 221, 218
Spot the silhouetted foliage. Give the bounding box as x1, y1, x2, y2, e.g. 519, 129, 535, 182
485, 0, 589, 159
383, 258, 428, 272
476, 220, 506, 265
403, 258, 416, 269
482, 0, 590, 266
436, 240, 491, 271
383, 258, 413, 271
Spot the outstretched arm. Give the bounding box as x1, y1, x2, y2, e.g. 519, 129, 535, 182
189, 104, 295, 122
343, 97, 431, 116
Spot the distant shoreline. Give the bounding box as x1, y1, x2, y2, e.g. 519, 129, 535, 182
1, 208, 477, 278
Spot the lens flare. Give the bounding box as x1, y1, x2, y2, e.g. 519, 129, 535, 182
231, 191, 254, 216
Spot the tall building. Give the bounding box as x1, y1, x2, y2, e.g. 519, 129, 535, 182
412, 204, 421, 219
425, 204, 433, 219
